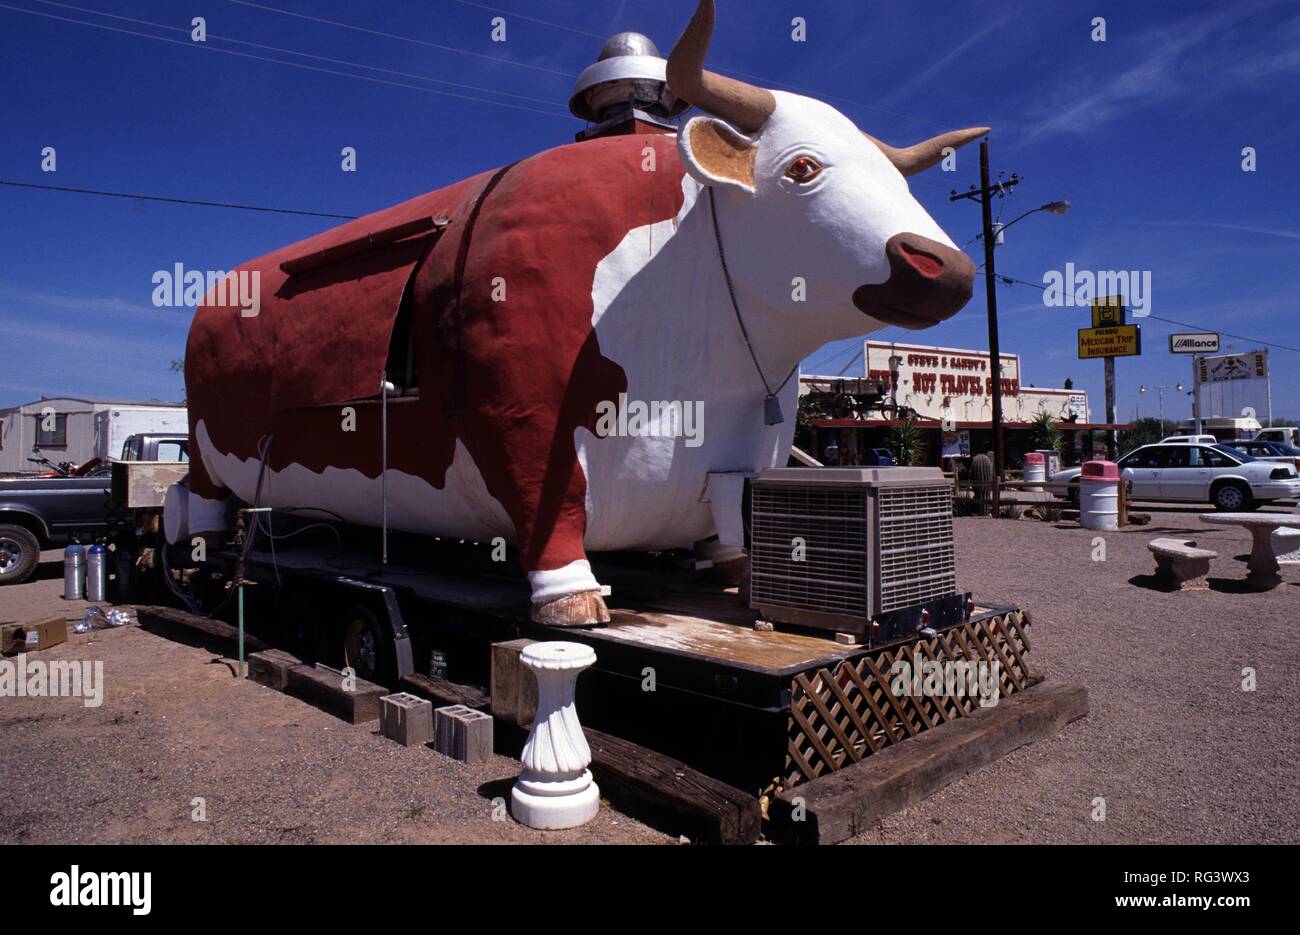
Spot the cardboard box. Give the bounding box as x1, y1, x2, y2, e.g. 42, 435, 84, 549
1, 617, 69, 655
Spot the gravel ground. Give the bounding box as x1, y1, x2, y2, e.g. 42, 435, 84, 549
850, 504, 1300, 845
4, 508, 1297, 846
0, 556, 668, 845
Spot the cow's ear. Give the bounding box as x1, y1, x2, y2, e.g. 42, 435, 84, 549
678, 116, 757, 194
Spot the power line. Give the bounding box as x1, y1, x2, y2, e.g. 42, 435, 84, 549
0, 180, 359, 219
0, 3, 572, 120
990, 272, 1300, 354
447, 0, 605, 40
31, 0, 570, 111
226, 0, 575, 78
1145, 314, 1300, 355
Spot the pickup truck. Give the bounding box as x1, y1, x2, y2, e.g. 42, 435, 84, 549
0, 433, 187, 585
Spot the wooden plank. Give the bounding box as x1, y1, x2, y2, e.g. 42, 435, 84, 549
284, 664, 387, 725
770, 681, 1089, 844
135, 605, 268, 656
399, 673, 489, 710
584, 727, 761, 845
247, 648, 302, 691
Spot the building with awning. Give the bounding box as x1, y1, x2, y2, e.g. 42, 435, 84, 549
801, 340, 1132, 468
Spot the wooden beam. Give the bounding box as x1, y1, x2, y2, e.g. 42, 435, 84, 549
135, 605, 268, 656
285, 664, 387, 725
399, 672, 489, 710
770, 680, 1088, 844
584, 727, 761, 845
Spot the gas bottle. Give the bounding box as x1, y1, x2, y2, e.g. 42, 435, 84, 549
86, 544, 108, 602
63, 543, 85, 600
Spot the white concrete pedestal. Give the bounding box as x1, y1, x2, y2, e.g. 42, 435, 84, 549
511, 642, 600, 830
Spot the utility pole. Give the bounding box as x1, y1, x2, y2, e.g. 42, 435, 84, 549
951, 140, 1019, 514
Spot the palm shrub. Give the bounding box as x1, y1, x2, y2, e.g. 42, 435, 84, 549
888, 418, 923, 466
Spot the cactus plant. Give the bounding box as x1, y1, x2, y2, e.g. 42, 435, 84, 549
970, 452, 995, 514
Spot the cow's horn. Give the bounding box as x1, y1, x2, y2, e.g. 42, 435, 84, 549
865, 127, 990, 177
667, 0, 776, 135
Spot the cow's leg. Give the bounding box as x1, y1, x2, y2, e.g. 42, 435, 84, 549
462, 427, 609, 627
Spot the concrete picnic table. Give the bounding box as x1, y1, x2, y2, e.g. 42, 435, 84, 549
1199, 512, 1300, 590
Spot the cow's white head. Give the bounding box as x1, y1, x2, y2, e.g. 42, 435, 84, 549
667, 0, 983, 332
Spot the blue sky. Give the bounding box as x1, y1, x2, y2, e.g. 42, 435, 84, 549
2, 0, 1297, 422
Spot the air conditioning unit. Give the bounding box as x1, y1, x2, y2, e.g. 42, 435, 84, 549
749, 467, 968, 643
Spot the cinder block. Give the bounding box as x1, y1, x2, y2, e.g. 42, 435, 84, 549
435, 705, 471, 754
453, 709, 494, 764
247, 648, 303, 691
434, 705, 494, 764
490, 638, 537, 728
380, 692, 434, 747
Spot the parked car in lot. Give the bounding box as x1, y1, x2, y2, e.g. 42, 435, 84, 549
1217, 439, 1300, 470
1253, 426, 1299, 447
1050, 442, 1300, 511
1160, 434, 1218, 444
0, 433, 188, 585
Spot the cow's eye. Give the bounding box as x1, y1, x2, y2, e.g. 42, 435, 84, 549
785, 156, 823, 183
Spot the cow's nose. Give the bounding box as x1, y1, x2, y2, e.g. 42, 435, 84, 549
852, 233, 976, 328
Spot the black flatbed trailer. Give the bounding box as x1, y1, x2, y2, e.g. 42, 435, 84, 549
197, 530, 1030, 797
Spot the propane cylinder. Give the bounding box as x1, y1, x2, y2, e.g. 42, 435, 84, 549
63, 543, 86, 600
86, 544, 108, 602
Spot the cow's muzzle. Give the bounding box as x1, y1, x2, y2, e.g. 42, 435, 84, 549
852, 233, 976, 328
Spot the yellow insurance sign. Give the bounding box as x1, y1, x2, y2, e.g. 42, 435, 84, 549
1078, 324, 1141, 359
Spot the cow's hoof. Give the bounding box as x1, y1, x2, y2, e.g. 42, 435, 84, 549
530, 590, 610, 628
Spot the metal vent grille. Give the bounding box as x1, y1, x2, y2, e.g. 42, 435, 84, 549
877, 485, 956, 611
750, 486, 867, 615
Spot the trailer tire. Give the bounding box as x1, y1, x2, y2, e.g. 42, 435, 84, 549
343, 604, 394, 685
0, 524, 41, 586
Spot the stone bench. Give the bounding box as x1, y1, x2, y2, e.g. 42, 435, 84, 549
1148, 538, 1217, 590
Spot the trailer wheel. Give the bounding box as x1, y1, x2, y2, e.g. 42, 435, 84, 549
343, 604, 394, 685
0, 525, 41, 586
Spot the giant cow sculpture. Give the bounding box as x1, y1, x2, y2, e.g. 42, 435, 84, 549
173, 1, 984, 626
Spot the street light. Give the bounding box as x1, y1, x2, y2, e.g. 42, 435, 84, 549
1139, 382, 1184, 427
974, 201, 1071, 245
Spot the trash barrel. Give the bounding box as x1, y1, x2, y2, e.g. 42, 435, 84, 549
1023, 452, 1046, 487
1079, 460, 1120, 531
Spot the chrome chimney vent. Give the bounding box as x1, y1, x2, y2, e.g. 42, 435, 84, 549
568, 30, 688, 128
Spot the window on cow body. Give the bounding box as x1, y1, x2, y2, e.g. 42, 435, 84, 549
383, 295, 419, 397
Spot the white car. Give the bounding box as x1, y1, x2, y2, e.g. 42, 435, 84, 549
1052, 443, 1300, 511
1160, 434, 1217, 444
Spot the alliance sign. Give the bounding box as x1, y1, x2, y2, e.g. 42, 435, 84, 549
1168, 332, 1220, 355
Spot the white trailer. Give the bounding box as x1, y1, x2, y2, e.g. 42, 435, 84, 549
93, 405, 188, 461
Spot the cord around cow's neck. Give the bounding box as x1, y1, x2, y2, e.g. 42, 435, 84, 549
707, 187, 797, 425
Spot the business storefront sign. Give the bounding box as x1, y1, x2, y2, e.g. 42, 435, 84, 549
1077, 324, 1141, 359
1169, 332, 1219, 355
